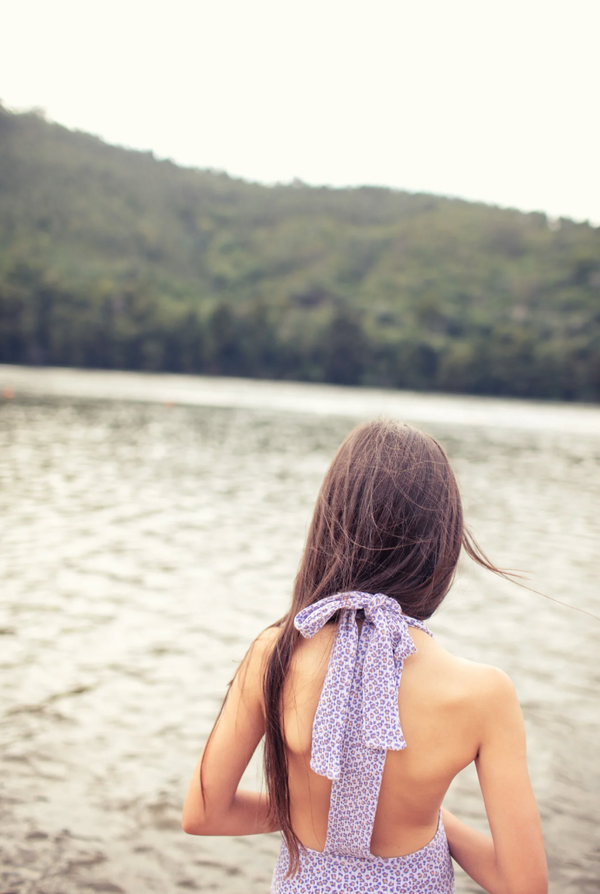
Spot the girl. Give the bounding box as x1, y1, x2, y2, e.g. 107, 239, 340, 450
182, 420, 548, 894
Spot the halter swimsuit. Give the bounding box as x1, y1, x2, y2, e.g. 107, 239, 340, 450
271, 591, 455, 894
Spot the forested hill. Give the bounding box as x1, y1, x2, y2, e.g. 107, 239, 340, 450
1, 103, 599, 400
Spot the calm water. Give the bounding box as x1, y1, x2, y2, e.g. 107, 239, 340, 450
0, 366, 599, 894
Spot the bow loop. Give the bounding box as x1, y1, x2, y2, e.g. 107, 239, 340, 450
294, 591, 415, 780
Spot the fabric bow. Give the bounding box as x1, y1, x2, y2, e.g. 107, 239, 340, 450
294, 591, 417, 781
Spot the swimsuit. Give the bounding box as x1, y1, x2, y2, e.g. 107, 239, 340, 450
271, 591, 455, 894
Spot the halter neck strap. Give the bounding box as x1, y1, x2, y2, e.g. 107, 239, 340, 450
294, 591, 432, 781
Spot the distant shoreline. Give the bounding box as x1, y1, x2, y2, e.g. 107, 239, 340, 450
2, 364, 600, 435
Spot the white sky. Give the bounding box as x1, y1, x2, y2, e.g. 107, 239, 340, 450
2, 0, 599, 223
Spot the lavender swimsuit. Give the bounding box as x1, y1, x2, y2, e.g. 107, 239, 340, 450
271, 591, 455, 894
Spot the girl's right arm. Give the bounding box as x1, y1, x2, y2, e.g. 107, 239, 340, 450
182, 628, 281, 837
443, 668, 547, 894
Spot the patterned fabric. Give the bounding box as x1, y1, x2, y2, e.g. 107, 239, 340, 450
272, 823, 454, 894
271, 591, 455, 894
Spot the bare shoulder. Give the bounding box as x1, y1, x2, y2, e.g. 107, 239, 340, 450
239, 623, 282, 682
421, 637, 519, 713
227, 623, 282, 700
454, 656, 516, 698
252, 623, 282, 658
443, 651, 523, 738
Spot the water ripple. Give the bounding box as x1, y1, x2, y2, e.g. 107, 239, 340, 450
0, 373, 598, 892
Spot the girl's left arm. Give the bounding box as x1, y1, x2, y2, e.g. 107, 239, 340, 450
182, 628, 281, 836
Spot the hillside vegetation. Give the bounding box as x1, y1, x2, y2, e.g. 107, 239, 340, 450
1, 104, 599, 399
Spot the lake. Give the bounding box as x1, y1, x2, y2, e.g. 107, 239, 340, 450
0, 365, 598, 894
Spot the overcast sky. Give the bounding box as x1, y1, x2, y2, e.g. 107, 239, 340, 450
2, 0, 599, 223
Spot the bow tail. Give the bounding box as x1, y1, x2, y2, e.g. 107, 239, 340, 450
310, 610, 358, 780
361, 615, 409, 752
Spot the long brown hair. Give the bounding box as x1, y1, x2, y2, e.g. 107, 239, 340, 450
263, 419, 507, 871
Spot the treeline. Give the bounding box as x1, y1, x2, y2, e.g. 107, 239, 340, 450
2, 263, 598, 398
1, 104, 600, 400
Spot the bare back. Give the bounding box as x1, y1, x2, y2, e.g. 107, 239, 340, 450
283, 607, 500, 857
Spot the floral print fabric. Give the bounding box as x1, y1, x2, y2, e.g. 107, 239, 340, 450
271, 591, 455, 893
272, 822, 455, 894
